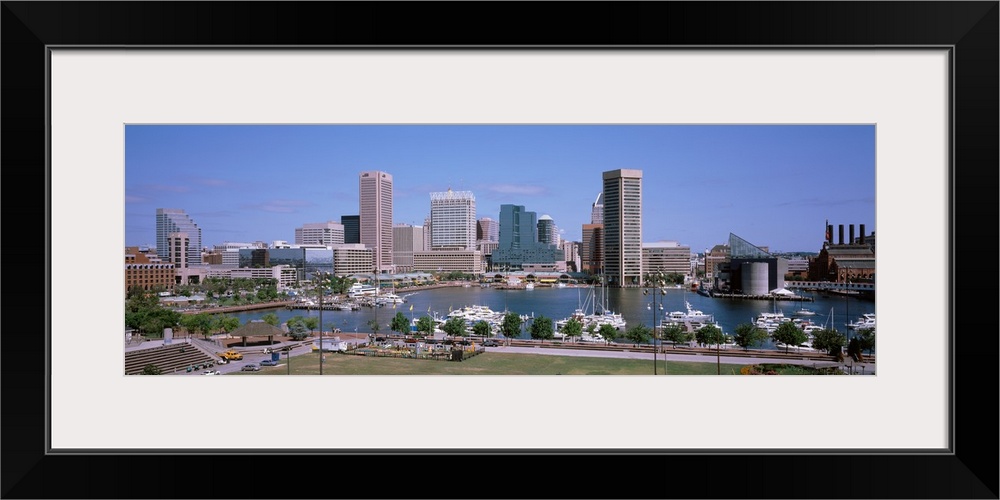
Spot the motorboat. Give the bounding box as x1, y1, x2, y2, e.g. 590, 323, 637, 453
774, 339, 819, 352
375, 292, 406, 305
847, 313, 875, 330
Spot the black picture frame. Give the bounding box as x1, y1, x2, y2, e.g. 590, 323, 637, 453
3, 2, 997, 498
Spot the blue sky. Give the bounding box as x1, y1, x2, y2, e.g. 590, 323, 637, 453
125, 124, 875, 254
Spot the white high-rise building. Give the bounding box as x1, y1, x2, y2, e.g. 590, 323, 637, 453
156, 208, 202, 267
359, 171, 393, 273
429, 189, 476, 251
295, 221, 345, 246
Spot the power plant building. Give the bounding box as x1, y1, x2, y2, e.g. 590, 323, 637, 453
808, 222, 876, 283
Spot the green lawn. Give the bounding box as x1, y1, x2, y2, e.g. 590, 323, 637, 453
232, 351, 748, 375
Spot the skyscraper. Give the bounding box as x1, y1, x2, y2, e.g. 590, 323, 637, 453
581, 223, 604, 274
340, 215, 360, 244
359, 171, 393, 272
491, 204, 561, 269
477, 216, 499, 242
430, 189, 476, 250
156, 208, 202, 267
590, 192, 604, 225
602, 169, 642, 287
537, 215, 558, 246
392, 223, 424, 273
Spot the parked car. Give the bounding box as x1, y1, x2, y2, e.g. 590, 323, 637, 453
482, 340, 499, 347
241, 363, 260, 371
217, 350, 243, 361
260, 359, 279, 367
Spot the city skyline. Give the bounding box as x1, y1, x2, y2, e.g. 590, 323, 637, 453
126, 124, 876, 253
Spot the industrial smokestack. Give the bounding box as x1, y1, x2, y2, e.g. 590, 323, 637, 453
827, 224, 834, 244
838, 225, 844, 245
860, 224, 866, 244
849, 224, 855, 245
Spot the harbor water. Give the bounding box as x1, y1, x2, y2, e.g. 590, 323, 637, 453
226, 285, 876, 352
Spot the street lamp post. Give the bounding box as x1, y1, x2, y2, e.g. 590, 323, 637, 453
644, 271, 667, 375
318, 273, 324, 376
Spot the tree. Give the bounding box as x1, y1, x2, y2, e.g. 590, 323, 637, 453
472, 320, 491, 338
696, 324, 725, 347
303, 316, 320, 332
125, 289, 180, 337
184, 313, 215, 339
771, 321, 808, 353
529, 315, 555, 343
390, 312, 410, 335
367, 319, 381, 334
140, 364, 161, 375
287, 320, 310, 341
561, 318, 583, 342
415, 316, 436, 337
262, 313, 280, 326
500, 312, 523, 345
598, 323, 618, 345
442, 316, 468, 337
856, 327, 876, 355
661, 324, 691, 348
624, 323, 651, 346
733, 322, 769, 351
216, 315, 240, 337
811, 328, 847, 358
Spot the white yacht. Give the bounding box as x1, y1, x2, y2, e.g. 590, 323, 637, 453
347, 283, 378, 298
847, 313, 876, 330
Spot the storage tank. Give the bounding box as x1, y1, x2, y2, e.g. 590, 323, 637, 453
742, 262, 770, 295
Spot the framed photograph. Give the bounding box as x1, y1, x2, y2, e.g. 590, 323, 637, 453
5, 2, 996, 498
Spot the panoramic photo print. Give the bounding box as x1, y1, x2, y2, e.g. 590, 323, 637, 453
124, 124, 876, 376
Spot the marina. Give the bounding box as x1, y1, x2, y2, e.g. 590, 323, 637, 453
225, 284, 875, 352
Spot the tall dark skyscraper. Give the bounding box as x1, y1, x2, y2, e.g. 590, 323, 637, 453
341, 215, 360, 244
491, 204, 561, 269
